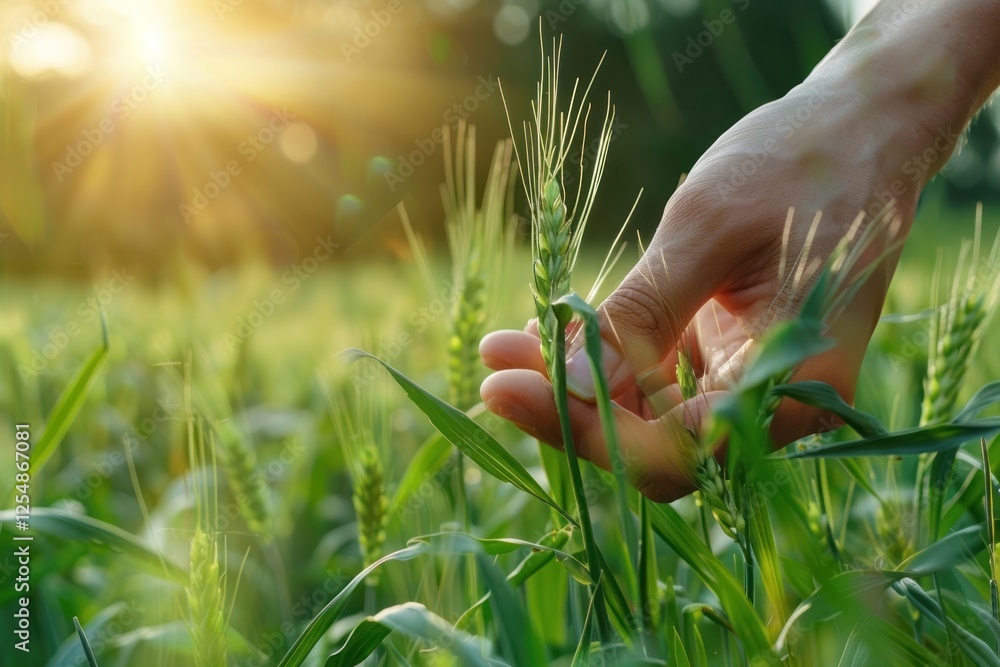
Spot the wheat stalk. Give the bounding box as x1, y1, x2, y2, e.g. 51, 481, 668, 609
352, 441, 389, 576
444, 122, 516, 410
677, 349, 746, 543
187, 529, 226, 667
920, 228, 1000, 425
216, 419, 271, 540
184, 401, 227, 667
502, 33, 616, 377
916, 209, 1000, 543
501, 31, 619, 640
323, 375, 391, 585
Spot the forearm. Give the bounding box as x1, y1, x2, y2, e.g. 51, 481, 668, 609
810, 0, 1000, 186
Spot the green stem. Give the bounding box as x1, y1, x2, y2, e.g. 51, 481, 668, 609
914, 453, 930, 548
739, 485, 754, 605
553, 329, 611, 643
741, 538, 755, 605
453, 451, 482, 635
696, 492, 713, 548
815, 459, 843, 566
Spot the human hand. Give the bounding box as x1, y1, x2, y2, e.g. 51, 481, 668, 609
479, 0, 1000, 501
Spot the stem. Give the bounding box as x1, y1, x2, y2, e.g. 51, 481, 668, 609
455, 450, 470, 531
696, 492, 712, 548
453, 451, 483, 635
815, 459, 843, 566
553, 329, 611, 643
741, 538, 755, 605
739, 485, 754, 604
914, 453, 929, 548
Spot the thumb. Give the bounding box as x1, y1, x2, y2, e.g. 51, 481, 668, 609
564, 212, 722, 401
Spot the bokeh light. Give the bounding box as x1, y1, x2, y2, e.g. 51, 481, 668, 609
280, 121, 319, 163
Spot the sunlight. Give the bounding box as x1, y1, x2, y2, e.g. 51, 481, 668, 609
7, 22, 92, 79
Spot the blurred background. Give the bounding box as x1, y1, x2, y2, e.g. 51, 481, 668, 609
1, 0, 997, 281
3, 2, 1000, 664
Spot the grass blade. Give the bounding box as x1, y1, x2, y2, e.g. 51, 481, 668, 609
893, 578, 1000, 667
955, 381, 1000, 423
47, 603, 127, 667
775, 570, 897, 653
771, 381, 887, 437
682, 606, 709, 667
388, 431, 452, 518
897, 523, 989, 575
785, 418, 1000, 459
0, 507, 185, 583
73, 616, 100, 667
641, 499, 771, 659
840, 614, 949, 667
555, 293, 639, 577
746, 486, 787, 627
455, 526, 574, 630
410, 531, 590, 584
29, 317, 110, 478
326, 603, 496, 667
571, 582, 598, 667
986, 438, 1000, 640
476, 552, 547, 666
342, 349, 574, 525
638, 497, 659, 634
671, 627, 692, 667
277, 544, 429, 667
739, 319, 834, 390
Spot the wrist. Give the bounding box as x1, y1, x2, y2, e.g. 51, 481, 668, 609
807, 0, 1000, 188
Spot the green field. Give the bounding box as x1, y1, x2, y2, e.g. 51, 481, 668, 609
3, 188, 1000, 665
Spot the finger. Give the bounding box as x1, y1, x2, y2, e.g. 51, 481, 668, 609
481, 368, 729, 502
479, 330, 547, 375
564, 192, 730, 402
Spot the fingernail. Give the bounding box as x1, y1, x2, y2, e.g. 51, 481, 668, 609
565, 340, 623, 400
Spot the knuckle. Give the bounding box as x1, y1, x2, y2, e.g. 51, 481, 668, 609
602, 283, 668, 344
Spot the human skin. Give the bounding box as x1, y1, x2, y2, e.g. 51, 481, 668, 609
479, 0, 1000, 502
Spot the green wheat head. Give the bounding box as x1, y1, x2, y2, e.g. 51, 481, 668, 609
444, 121, 516, 410
325, 376, 391, 582
501, 33, 616, 377
920, 231, 1000, 424
216, 419, 271, 540
186, 529, 226, 667
679, 351, 745, 542
352, 441, 389, 572
183, 404, 227, 667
